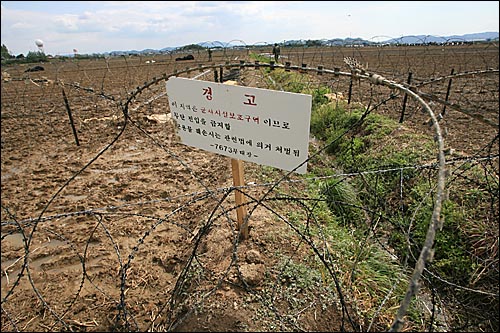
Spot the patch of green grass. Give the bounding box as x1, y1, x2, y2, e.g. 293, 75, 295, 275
391, 195, 474, 285
253, 70, 497, 331
320, 176, 365, 227
248, 52, 272, 64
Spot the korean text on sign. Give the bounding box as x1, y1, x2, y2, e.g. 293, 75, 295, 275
166, 77, 312, 174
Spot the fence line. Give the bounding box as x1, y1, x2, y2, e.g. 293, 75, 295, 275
2, 41, 498, 332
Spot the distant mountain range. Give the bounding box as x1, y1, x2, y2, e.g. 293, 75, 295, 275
381, 32, 498, 45
104, 32, 498, 56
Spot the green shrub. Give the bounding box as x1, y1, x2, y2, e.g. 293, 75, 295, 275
320, 177, 365, 227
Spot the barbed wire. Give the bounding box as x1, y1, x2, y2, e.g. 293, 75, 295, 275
2, 153, 496, 232
1, 40, 498, 332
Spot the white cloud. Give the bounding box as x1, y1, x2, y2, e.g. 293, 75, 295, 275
1, 1, 498, 55
54, 14, 81, 31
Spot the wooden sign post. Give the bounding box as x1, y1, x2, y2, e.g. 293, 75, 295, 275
165, 77, 312, 241
225, 81, 248, 240
231, 158, 248, 239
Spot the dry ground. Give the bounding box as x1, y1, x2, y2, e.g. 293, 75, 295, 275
1, 44, 498, 332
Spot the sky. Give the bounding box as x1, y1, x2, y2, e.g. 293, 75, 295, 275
1, 1, 499, 56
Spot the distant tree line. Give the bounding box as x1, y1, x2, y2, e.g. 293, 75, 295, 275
176, 44, 206, 52
1, 44, 104, 65
2, 38, 497, 65
2, 45, 47, 64
2, 44, 46, 63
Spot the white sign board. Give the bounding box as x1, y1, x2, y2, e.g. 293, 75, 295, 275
165, 77, 312, 174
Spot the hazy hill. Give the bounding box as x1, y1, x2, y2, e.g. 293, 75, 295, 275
103, 32, 499, 56
382, 32, 499, 44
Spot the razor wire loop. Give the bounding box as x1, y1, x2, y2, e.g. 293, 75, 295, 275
115, 59, 448, 331
1, 50, 497, 331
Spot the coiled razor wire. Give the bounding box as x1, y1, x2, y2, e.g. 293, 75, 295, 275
116, 60, 449, 331
1, 55, 498, 332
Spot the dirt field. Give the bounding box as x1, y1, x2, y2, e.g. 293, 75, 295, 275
1, 44, 498, 332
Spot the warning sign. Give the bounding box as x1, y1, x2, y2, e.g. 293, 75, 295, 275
166, 77, 312, 174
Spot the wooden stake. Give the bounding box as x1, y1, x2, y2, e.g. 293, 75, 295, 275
231, 158, 248, 239
399, 72, 413, 123
61, 86, 80, 146
442, 68, 454, 116
223, 80, 248, 239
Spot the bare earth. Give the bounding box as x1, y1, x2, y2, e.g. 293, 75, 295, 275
1, 44, 498, 332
